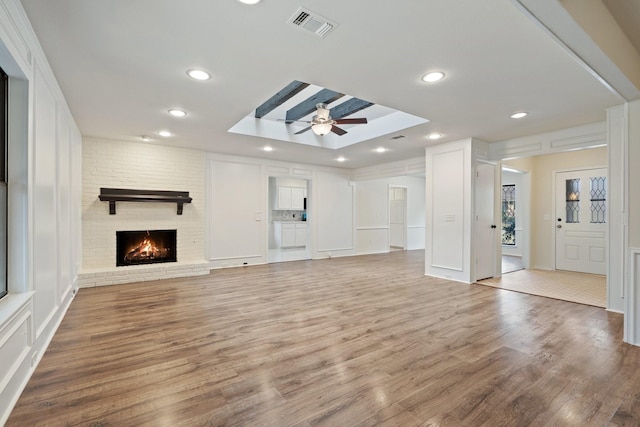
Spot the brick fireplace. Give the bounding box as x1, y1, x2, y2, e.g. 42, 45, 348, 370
79, 138, 209, 288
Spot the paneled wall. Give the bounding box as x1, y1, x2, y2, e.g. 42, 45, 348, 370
355, 176, 425, 255
208, 158, 264, 265
206, 153, 359, 268
0, 0, 82, 423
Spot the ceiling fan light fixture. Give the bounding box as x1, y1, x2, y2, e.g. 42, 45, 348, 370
312, 123, 332, 136
315, 103, 331, 121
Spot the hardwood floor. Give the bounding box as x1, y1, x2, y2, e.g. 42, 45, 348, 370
8, 250, 640, 426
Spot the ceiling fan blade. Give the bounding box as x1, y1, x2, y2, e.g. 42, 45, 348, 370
295, 126, 312, 135
330, 125, 347, 136
333, 118, 367, 125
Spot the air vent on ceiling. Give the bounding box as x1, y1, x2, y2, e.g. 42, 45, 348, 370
288, 7, 337, 38
390, 135, 406, 140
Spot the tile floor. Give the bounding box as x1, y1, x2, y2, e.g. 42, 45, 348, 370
477, 268, 606, 308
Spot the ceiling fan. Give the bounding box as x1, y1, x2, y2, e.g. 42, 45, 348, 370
281, 103, 368, 136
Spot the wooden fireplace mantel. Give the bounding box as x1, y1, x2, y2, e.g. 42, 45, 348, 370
98, 188, 192, 215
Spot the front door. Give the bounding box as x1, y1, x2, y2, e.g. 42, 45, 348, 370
555, 168, 607, 275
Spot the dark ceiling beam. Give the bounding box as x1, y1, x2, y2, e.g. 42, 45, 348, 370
255, 80, 310, 118
285, 89, 344, 122
330, 98, 374, 119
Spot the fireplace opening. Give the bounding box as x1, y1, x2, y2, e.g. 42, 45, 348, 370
116, 230, 177, 267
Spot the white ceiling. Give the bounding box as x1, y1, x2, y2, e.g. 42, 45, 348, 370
19, 0, 629, 169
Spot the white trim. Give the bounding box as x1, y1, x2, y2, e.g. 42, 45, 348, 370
627, 248, 640, 345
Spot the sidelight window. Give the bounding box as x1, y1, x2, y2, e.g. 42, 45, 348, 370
501, 184, 516, 246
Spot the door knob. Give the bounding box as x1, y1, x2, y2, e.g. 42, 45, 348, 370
557, 225, 562, 228
490, 225, 497, 229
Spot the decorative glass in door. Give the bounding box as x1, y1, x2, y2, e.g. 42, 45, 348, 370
590, 176, 606, 224
565, 179, 580, 223
501, 184, 516, 245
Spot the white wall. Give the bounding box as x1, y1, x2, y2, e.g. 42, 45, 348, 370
207, 153, 356, 268
355, 175, 425, 255
608, 104, 627, 316
0, 0, 82, 423
80, 138, 209, 287
314, 171, 355, 257
623, 100, 640, 344
425, 139, 472, 283
209, 157, 264, 266
425, 139, 493, 283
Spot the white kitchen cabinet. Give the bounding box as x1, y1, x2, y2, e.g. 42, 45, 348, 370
276, 186, 305, 210
281, 224, 297, 247
291, 187, 305, 210
273, 222, 307, 248
295, 223, 307, 246
277, 186, 292, 210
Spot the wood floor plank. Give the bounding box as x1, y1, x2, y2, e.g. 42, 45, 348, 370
6, 250, 640, 426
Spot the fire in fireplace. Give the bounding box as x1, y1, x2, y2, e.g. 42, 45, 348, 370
116, 230, 177, 267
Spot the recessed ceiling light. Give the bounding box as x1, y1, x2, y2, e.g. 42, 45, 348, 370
168, 109, 187, 117
510, 112, 528, 119
375, 147, 387, 153
140, 135, 152, 142
421, 71, 445, 83
427, 133, 442, 140
336, 156, 346, 162
263, 145, 273, 152
158, 130, 173, 137
187, 69, 211, 81
238, 0, 261, 3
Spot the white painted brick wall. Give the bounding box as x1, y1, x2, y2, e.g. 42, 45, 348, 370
81, 138, 208, 286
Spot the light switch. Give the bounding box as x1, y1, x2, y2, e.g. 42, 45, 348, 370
543, 214, 550, 221
445, 214, 455, 222
255, 211, 262, 221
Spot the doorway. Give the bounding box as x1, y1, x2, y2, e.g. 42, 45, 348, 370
554, 168, 607, 275
389, 186, 407, 250
484, 148, 609, 308
268, 176, 311, 263
501, 167, 529, 274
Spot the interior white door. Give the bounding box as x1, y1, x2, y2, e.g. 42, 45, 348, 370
475, 163, 496, 281
555, 168, 607, 274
